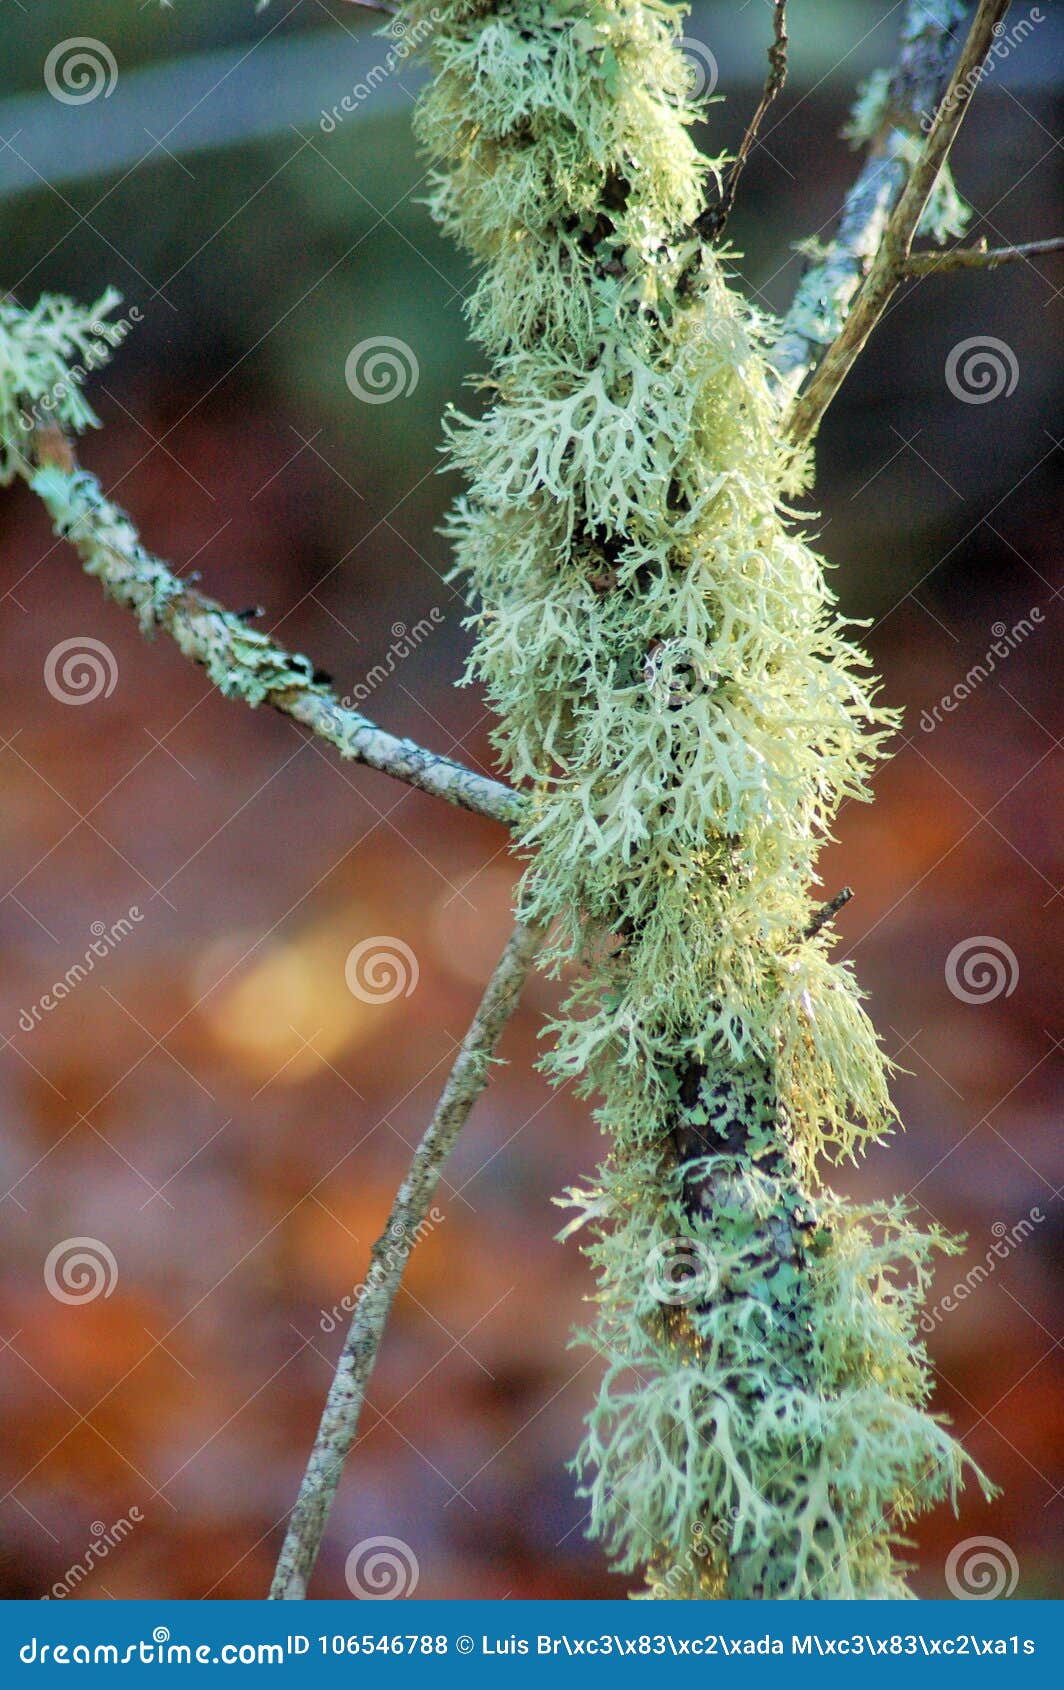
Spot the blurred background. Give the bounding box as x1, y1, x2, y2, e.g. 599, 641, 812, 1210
0, 0, 1060, 1602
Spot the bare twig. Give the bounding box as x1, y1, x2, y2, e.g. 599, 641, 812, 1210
26, 431, 524, 829
786, 0, 1012, 447
695, 1, 789, 244
269, 918, 544, 1600
803, 886, 854, 940
904, 234, 1064, 275
339, 0, 397, 13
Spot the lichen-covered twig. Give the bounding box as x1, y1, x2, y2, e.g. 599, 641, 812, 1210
269, 919, 542, 1600
904, 234, 1064, 275
783, 0, 1012, 446
26, 431, 524, 829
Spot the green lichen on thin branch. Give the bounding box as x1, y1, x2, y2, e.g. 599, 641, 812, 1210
409, 0, 990, 1596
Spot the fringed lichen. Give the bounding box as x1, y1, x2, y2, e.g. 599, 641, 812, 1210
409, 0, 990, 1596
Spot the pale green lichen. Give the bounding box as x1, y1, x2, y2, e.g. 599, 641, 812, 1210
409, 0, 991, 1597
0, 290, 124, 483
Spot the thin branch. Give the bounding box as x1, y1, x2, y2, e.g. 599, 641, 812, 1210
904, 234, 1064, 275
695, 1, 788, 244
269, 918, 544, 1600
339, 0, 397, 13
786, 0, 1012, 447
25, 430, 525, 829
803, 886, 853, 940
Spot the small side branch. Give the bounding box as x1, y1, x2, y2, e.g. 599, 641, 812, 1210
268, 919, 543, 1600
695, 1, 788, 244
803, 887, 853, 941
904, 234, 1064, 275
785, 0, 1012, 448
26, 432, 524, 829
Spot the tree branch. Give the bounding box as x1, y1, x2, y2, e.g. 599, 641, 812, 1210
695, 1, 788, 244
803, 886, 853, 940
903, 233, 1064, 275
785, 0, 1012, 448
269, 918, 543, 1600
26, 431, 525, 829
